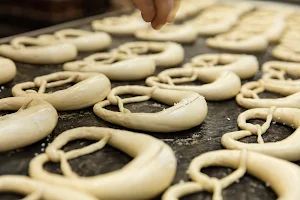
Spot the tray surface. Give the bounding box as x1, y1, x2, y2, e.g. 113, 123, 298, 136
0, 2, 298, 199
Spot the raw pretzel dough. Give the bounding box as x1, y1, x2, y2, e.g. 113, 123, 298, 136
184, 3, 254, 36
183, 53, 259, 79
272, 13, 300, 62
63, 51, 155, 81
0, 98, 57, 152
206, 32, 269, 52
0, 36, 77, 64
175, 0, 215, 21
146, 70, 241, 101
162, 150, 300, 200
0, 57, 16, 84
0, 175, 97, 200
92, 11, 149, 35
115, 41, 184, 67
39, 29, 112, 52
222, 106, 300, 161
135, 24, 198, 44
272, 42, 300, 62
29, 127, 176, 200
236, 80, 300, 109
262, 61, 300, 95
206, 8, 287, 52
93, 86, 207, 132
12, 72, 111, 111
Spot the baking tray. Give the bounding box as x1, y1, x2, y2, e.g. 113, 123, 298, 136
0, 2, 298, 200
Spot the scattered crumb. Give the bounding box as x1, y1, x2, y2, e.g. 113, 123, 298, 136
227, 117, 231, 121
34, 153, 38, 156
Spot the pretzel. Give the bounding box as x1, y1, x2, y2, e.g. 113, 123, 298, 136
206, 31, 268, 52
0, 57, 16, 84
0, 175, 97, 200
261, 61, 300, 95
0, 98, 57, 152
0, 36, 77, 64
93, 86, 207, 132
162, 149, 300, 200
222, 107, 300, 161
92, 11, 149, 35
184, 3, 253, 36
115, 41, 184, 67
146, 69, 241, 101
29, 127, 176, 200
272, 41, 300, 62
63, 51, 155, 81
183, 53, 258, 79
12, 72, 111, 111
134, 24, 198, 44
236, 80, 300, 109
175, 0, 215, 21
39, 29, 112, 52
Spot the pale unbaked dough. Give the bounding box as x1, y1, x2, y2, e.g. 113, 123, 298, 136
206, 8, 288, 52
162, 150, 300, 200
206, 32, 269, 52
0, 36, 77, 64
183, 53, 259, 79
222, 106, 300, 161
12, 72, 111, 111
272, 13, 300, 62
115, 41, 184, 67
29, 127, 176, 200
39, 29, 112, 52
0, 175, 97, 200
0, 57, 16, 84
184, 2, 254, 36
146, 70, 241, 101
92, 11, 149, 35
63, 51, 156, 81
134, 24, 198, 44
262, 61, 300, 95
175, 0, 215, 21
236, 80, 300, 109
0, 98, 57, 152
93, 86, 207, 132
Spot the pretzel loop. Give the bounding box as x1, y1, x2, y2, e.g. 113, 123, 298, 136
45, 133, 111, 179
25, 74, 79, 94
240, 81, 265, 99
110, 86, 158, 113
182, 149, 248, 200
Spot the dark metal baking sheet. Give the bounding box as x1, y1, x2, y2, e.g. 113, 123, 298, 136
0, 3, 297, 200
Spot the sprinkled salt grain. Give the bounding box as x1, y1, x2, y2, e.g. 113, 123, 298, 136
265, 182, 270, 187
1, 86, 4, 89
207, 137, 212, 141
272, 121, 276, 124
227, 117, 231, 121
34, 153, 38, 156
41, 143, 45, 147
235, 179, 240, 183
283, 123, 286, 125
41, 148, 45, 152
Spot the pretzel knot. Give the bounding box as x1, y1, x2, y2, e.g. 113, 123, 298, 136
113, 86, 158, 113
25, 75, 79, 94
162, 69, 198, 86
240, 81, 265, 99
187, 149, 248, 200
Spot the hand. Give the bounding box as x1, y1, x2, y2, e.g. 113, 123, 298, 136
134, 0, 181, 30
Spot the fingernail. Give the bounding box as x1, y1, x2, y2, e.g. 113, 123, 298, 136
152, 23, 164, 30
